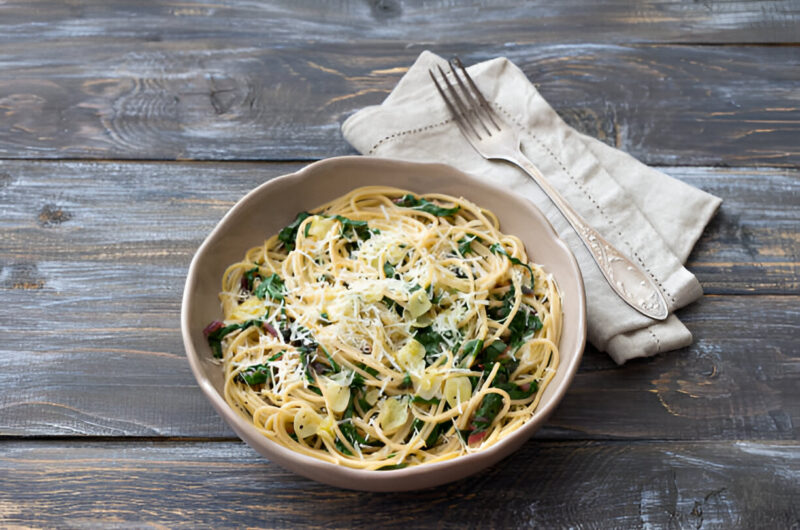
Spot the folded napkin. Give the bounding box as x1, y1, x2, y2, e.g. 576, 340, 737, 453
342, 51, 721, 364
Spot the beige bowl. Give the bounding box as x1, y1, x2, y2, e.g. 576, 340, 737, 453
182, 156, 586, 491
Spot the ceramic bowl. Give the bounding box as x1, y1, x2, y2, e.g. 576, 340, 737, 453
182, 156, 586, 491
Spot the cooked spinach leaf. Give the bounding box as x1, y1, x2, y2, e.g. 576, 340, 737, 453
458, 338, 484, 368
254, 273, 286, 301
206, 319, 262, 358
411, 396, 441, 406
395, 193, 460, 217
278, 212, 311, 251
458, 234, 478, 256
242, 266, 261, 292
333, 215, 372, 241
470, 393, 504, 433
495, 380, 539, 400
489, 243, 534, 289
508, 309, 543, 352
383, 261, 396, 278
235, 352, 284, 385
414, 326, 446, 364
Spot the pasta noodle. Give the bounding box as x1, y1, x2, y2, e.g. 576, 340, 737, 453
205, 186, 561, 470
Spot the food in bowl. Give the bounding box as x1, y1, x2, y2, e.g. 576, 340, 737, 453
204, 185, 561, 470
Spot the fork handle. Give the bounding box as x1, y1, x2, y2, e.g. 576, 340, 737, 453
510, 152, 669, 321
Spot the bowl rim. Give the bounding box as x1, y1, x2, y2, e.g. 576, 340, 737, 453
181, 155, 586, 490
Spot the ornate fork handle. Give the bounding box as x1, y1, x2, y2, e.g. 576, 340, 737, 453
512, 153, 669, 320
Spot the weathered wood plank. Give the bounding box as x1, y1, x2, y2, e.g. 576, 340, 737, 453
1, 162, 796, 293
1, 440, 798, 528
1, 291, 796, 440
676, 166, 800, 294
0, 161, 797, 439
2, 0, 798, 46
0, 23, 797, 164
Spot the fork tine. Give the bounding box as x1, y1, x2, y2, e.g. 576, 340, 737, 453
429, 66, 483, 140
451, 57, 501, 131
429, 70, 477, 141
441, 64, 493, 138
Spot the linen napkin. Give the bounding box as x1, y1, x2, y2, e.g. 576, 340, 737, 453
341, 51, 721, 364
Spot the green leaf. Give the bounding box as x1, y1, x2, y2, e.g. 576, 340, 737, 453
489, 243, 534, 289
428, 285, 443, 305
357, 363, 379, 378
473, 340, 518, 387
424, 422, 445, 448
396, 193, 460, 217
414, 326, 445, 363
458, 339, 484, 368
458, 235, 478, 256
470, 393, 504, 432
488, 285, 516, 322
399, 373, 413, 389
495, 380, 539, 400
482, 340, 507, 363
508, 310, 543, 351
334, 436, 353, 456
235, 351, 284, 386
207, 320, 261, 358
333, 215, 372, 241
299, 349, 314, 383
383, 261, 396, 278
357, 394, 372, 412
320, 345, 339, 373
278, 212, 311, 251
243, 266, 260, 291
255, 273, 286, 301
411, 418, 448, 449
381, 296, 397, 312
236, 364, 270, 385
411, 396, 441, 406
350, 371, 365, 391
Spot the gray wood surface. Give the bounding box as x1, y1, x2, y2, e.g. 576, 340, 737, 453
1, 440, 798, 528
1, 161, 797, 443
0, 3, 798, 164
1, 1, 798, 527
2, 0, 798, 45
1, 162, 795, 294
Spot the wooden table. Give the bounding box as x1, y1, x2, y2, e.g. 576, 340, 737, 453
1, 2, 798, 527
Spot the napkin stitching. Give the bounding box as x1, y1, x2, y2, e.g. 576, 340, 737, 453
495, 103, 678, 305
367, 120, 451, 155
648, 328, 661, 353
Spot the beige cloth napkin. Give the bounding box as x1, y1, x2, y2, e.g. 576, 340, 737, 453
342, 51, 721, 364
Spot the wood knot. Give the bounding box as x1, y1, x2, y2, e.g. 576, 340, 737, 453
38, 204, 73, 227
368, 0, 402, 20
1, 262, 45, 290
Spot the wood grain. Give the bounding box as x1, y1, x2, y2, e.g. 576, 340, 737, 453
0, 162, 795, 291
0, 160, 796, 439
0, 14, 797, 164
2, 0, 798, 45
1, 440, 798, 528
0, 2, 797, 526
3, 292, 795, 441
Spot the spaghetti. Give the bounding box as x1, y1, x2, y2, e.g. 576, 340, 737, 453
205, 186, 561, 470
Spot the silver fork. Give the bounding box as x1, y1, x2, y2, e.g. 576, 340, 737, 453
430, 58, 668, 321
